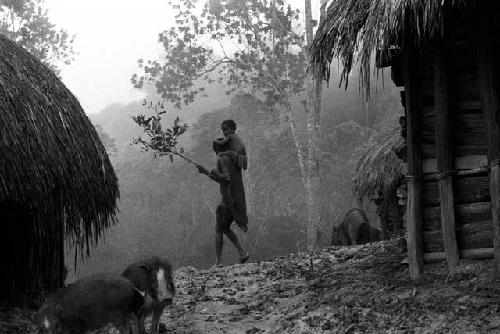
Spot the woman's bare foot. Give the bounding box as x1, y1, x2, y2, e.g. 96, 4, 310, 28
236, 222, 248, 233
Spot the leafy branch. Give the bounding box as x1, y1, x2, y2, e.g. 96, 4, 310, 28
131, 100, 200, 166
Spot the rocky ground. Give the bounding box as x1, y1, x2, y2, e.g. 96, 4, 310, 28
3, 239, 500, 333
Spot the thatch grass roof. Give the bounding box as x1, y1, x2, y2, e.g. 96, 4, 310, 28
310, 0, 474, 90
353, 129, 404, 200
0, 34, 119, 254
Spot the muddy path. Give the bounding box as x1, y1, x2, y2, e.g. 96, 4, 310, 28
3, 239, 500, 333
159, 240, 500, 333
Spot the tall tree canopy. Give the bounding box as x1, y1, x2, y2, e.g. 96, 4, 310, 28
132, 0, 306, 110
0, 0, 75, 73
131, 0, 333, 248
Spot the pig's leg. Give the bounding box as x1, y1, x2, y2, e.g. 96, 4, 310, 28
131, 314, 142, 334
347, 223, 358, 245
137, 297, 156, 334
150, 302, 165, 334
138, 311, 147, 334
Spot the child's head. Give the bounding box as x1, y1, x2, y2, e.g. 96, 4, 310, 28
221, 119, 236, 137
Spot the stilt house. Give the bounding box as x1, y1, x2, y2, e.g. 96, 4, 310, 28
311, 0, 500, 279
0, 35, 119, 301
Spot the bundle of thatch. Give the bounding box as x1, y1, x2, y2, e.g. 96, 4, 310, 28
353, 129, 404, 201
0, 34, 119, 254
310, 0, 473, 90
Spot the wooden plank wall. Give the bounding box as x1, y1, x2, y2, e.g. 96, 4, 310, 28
414, 11, 494, 264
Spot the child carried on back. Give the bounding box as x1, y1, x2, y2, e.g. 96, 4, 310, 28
214, 119, 248, 170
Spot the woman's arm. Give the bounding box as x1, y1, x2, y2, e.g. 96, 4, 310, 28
197, 161, 230, 184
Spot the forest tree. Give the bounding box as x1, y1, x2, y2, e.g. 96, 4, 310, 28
132, 0, 329, 248
0, 0, 75, 73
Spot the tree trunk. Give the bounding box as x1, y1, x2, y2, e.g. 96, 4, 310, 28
304, 0, 325, 251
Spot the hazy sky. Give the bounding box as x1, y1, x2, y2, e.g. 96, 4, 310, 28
46, 0, 320, 114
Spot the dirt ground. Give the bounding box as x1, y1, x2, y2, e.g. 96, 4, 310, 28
3, 239, 500, 333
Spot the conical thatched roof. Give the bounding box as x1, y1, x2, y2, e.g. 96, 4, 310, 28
310, 0, 475, 90
353, 129, 404, 200
0, 34, 119, 254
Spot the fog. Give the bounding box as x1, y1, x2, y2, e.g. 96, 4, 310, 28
41, 0, 404, 279
46, 0, 321, 114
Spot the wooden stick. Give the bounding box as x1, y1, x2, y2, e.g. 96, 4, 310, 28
477, 9, 500, 276
403, 49, 424, 280
175, 152, 202, 167
434, 41, 459, 273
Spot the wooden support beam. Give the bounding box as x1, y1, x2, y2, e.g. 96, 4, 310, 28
477, 11, 500, 276
403, 51, 424, 280
423, 202, 491, 231
423, 168, 488, 181
424, 248, 494, 263
434, 43, 460, 273
422, 155, 488, 174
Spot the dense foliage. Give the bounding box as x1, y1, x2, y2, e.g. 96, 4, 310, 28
0, 0, 74, 73
132, 0, 306, 110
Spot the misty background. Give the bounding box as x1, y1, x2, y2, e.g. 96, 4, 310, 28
30, 0, 403, 277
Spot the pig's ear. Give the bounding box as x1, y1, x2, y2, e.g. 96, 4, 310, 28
138, 263, 151, 272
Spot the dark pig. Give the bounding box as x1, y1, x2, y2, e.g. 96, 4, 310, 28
37, 274, 144, 334
331, 208, 381, 246
122, 257, 175, 334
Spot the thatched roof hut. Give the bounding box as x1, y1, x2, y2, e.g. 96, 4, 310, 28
353, 129, 405, 240
353, 129, 404, 201
311, 0, 500, 279
310, 0, 472, 90
0, 34, 119, 301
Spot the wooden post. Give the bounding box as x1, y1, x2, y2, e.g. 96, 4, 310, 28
477, 11, 500, 276
403, 51, 424, 280
434, 42, 460, 273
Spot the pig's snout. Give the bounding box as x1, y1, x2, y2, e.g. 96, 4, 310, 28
157, 288, 174, 305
